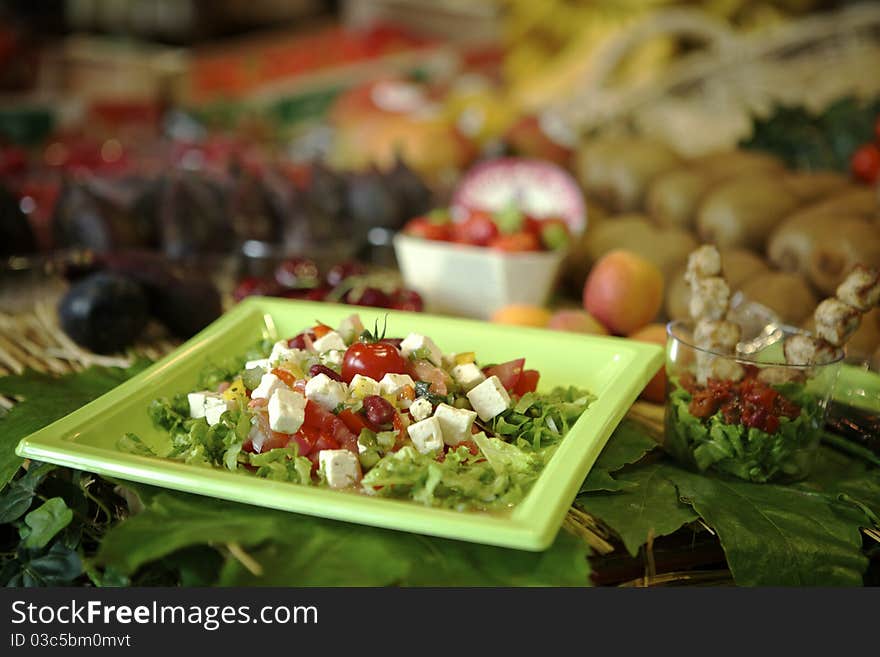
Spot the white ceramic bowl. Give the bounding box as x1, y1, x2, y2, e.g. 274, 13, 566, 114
393, 233, 566, 319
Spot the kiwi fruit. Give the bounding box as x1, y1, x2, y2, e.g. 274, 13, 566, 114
739, 271, 818, 326
575, 137, 681, 212
696, 175, 800, 251
807, 217, 880, 295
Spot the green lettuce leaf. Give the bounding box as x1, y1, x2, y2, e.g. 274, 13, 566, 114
97, 486, 591, 586
0, 361, 150, 490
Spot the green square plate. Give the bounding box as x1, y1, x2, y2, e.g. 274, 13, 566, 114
16, 297, 663, 551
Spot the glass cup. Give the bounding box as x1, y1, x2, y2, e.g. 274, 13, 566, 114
664, 320, 844, 484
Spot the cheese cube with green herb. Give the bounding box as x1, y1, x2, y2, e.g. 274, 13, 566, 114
267, 388, 306, 434
251, 372, 288, 400
312, 330, 347, 353
380, 373, 415, 397
269, 340, 299, 365
319, 449, 360, 489
244, 358, 270, 372
350, 374, 381, 399
434, 403, 477, 445
400, 333, 442, 366
407, 416, 444, 454
450, 362, 486, 392
466, 375, 511, 421
204, 395, 233, 426
337, 314, 364, 343
305, 373, 348, 411
187, 391, 210, 419
409, 397, 433, 422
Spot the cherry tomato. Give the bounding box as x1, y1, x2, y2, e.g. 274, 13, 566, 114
404, 217, 452, 241
453, 210, 499, 246
342, 341, 408, 383
851, 143, 880, 184
488, 231, 541, 252
483, 358, 525, 392
233, 276, 282, 301
513, 369, 540, 396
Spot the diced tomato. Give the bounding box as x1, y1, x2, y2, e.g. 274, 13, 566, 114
407, 358, 449, 394
391, 412, 409, 450
271, 367, 296, 387
290, 425, 320, 457
312, 323, 333, 338
338, 408, 372, 434
455, 439, 480, 456
314, 434, 340, 452
488, 231, 541, 252
453, 210, 499, 246
483, 358, 525, 392
404, 217, 452, 241
513, 369, 540, 396
249, 413, 293, 454
303, 400, 359, 453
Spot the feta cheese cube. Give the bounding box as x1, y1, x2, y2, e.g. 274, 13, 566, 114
319, 449, 360, 489
267, 389, 306, 434
409, 397, 433, 422
305, 373, 348, 411
434, 403, 477, 446
406, 416, 444, 454
466, 375, 511, 421
450, 362, 486, 392
379, 373, 415, 397
251, 372, 289, 400
349, 374, 380, 399
204, 395, 234, 426
187, 391, 210, 419
269, 340, 299, 365
400, 333, 442, 366
245, 358, 270, 372
337, 314, 364, 343
312, 330, 347, 353
320, 349, 343, 368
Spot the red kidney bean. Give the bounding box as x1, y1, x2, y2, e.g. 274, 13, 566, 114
309, 364, 343, 382
363, 395, 395, 426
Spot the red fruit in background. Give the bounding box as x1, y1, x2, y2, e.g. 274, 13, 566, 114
488, 231, 541, 252
503, 114, 574, 168
453, 210, 498, 246
346, 286, 391, 308
851, 143, 880, 184
326, 260, 367, 288
403, 216, 452, 241
875, 115, 880, 143
282, 287, 329, 301
275, 257, 320, 289
390, 288, 424, 312
233, 276, 282, 301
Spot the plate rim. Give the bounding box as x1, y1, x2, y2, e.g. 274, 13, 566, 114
16, 296, 664, 551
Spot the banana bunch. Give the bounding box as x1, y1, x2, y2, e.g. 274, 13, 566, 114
498, 0, 816, 113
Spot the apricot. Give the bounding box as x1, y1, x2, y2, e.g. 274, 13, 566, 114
547, 309, 609, 335
583, 250, 663, 335
629, 323, 668, 404
491, 304, 552, 328
491, 303, 550, 328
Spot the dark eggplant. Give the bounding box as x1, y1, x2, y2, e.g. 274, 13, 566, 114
345, 168, 400, 230
58, 272, 150, 354
383, 155, 432, 225
0, 183, 36, 255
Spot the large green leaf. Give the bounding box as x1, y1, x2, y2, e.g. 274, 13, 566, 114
576, 462, 698, 556
22, 497, 73, 550
578, 420, 658, 494
670, 468, 868, 586
798, 447, 880, 524
99, 487, 590, 587
0, 362, 150, 489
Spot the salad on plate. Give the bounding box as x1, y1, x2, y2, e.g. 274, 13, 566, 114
127, 314, 594, 512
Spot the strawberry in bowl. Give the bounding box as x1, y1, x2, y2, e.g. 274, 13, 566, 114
394, 158, 586, 319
